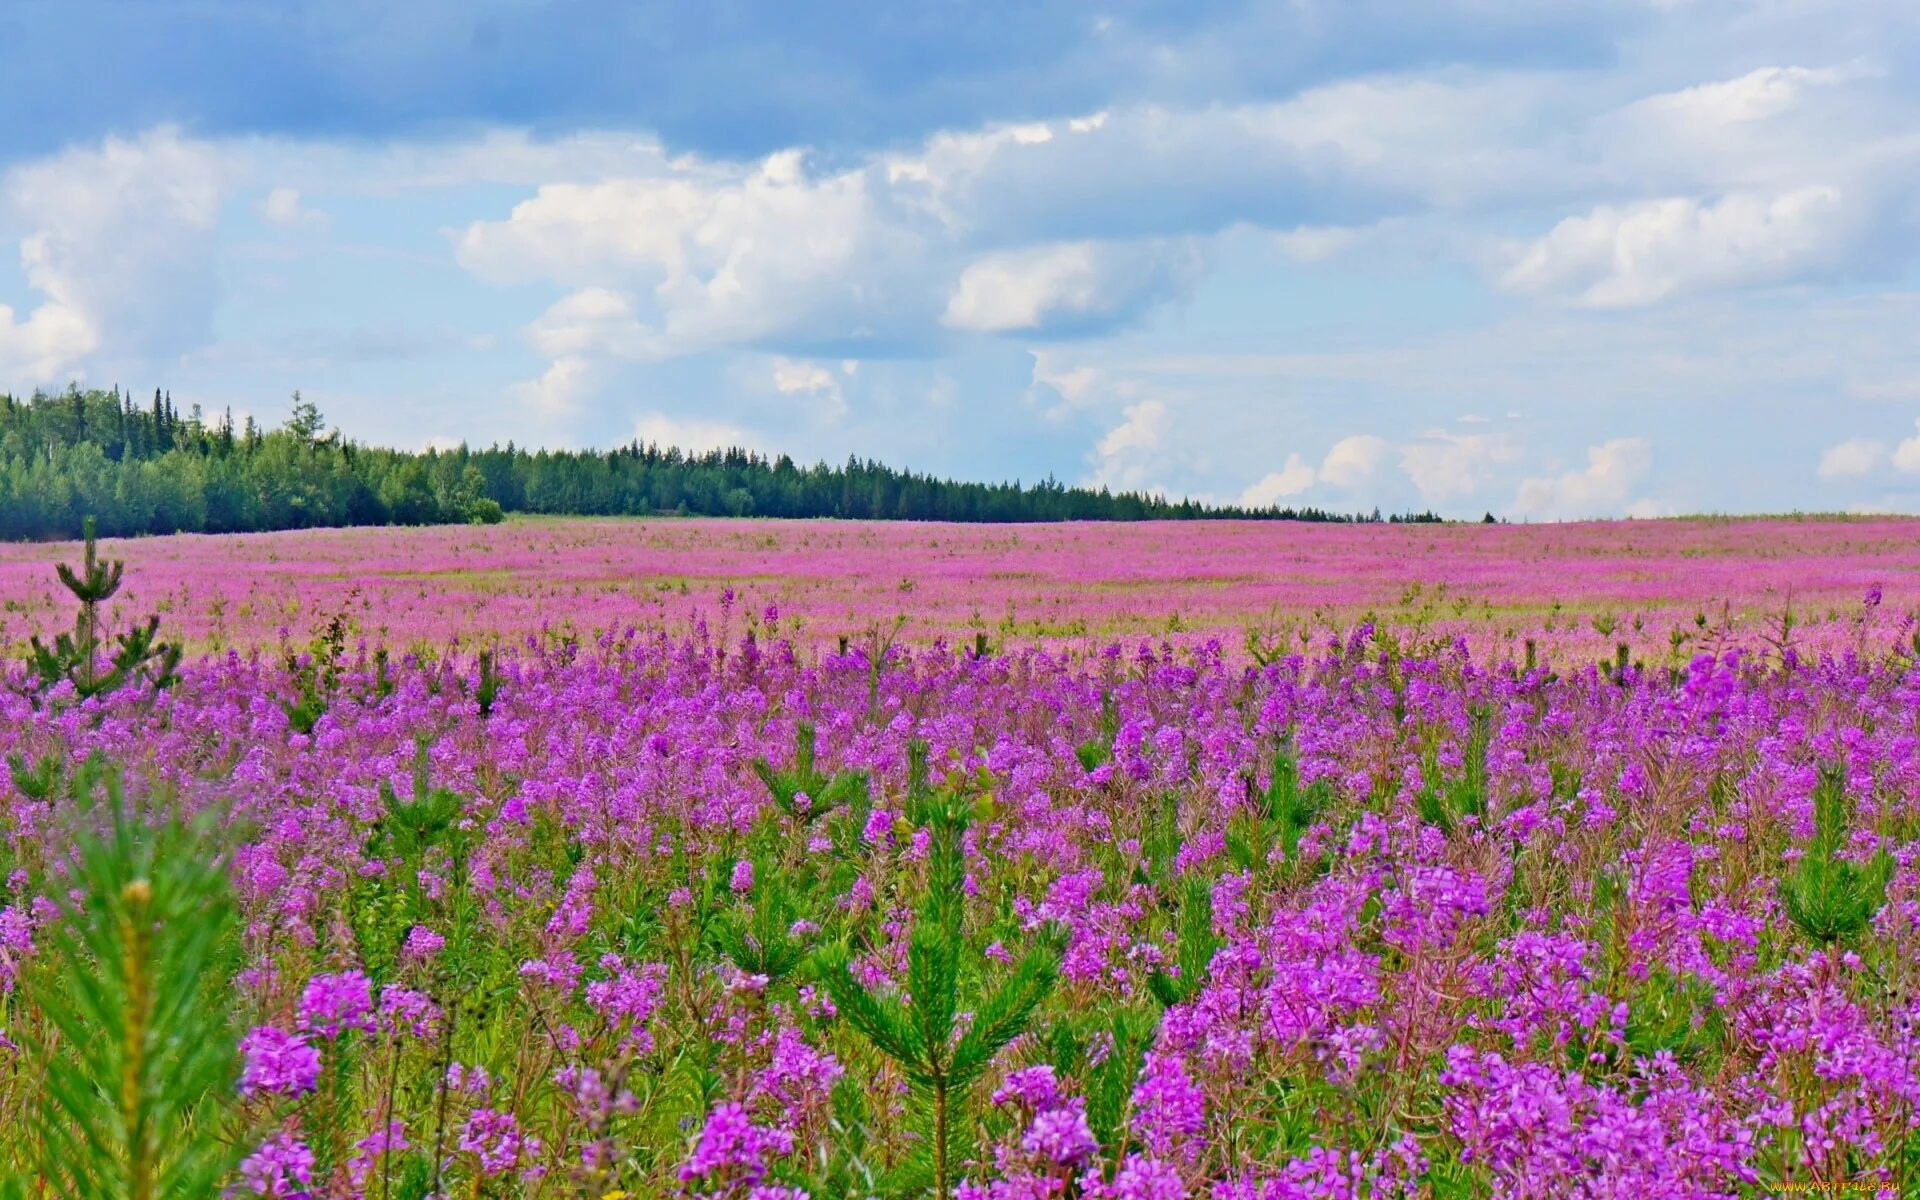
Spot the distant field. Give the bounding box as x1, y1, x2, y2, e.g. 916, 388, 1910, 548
0, 514, 1913, 661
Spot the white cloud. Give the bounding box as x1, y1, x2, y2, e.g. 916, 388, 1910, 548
1818, 436, 1886, 479
459, 150, 933, 359
1501, 187, 1858, 308
1271, 225, 1364, 263
1513, 437, 1654, 519
1090, 399, 1169, 490
260, 186, 328, 229
0, 299, 95, 383
1400, 432, 1520, 502
0, 127, 226, 383
1318, 434, 1389, 488
633, 411, 756, 454
1623, 65, 1862, 131
1237, 433, 1391, 504
1893, 421, 1920, 473
1239, 454, 1317, 506
943, 240, 1203, 333
508, 355, 592, 416
771, 357, 847, 421
1029, 349, 1105, 419
525, 288, 651, 359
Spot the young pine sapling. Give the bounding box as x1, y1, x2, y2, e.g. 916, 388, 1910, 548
27, 517, 181, 701
812, 742, 1061, 1200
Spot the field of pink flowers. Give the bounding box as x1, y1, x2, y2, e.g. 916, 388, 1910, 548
0, 514, 1916, 660
0, 517, 1916, 1198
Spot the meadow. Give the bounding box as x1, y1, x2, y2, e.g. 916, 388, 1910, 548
0, 514, 1915, 659
0, 516, 1916, 1198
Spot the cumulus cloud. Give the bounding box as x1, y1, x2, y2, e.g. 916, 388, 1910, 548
525, 288, 651, 359
508, 355, 592, 416
1893, 421, 1920, 474
0, 299, 94, 383
453, 77, 1537, 384
1236, 434, 1390, 506
1500, 187, 1859, 308
1818, 437, 1886, 479
1318, 434, 1390, 488
943, 239, 1203, 334
1400, 432, 1520, 502
260, 186, 328, 229
1238, 454, 1317, 506
633, 411, 757, 454
0, 127, 226, 383
1513, 437, 1654, 519
458, 150, 934, 359
1090, 399, 1170, 491
770, 356, 848, 421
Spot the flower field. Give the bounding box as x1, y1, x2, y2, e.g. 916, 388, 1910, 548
1, 514, 1917, 659
0, 517, 1917, 1198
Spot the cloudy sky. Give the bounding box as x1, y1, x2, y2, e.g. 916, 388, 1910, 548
0, 1, 1917, 518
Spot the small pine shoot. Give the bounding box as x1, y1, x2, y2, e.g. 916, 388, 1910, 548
27, 517, 182, 701
752, 722, 871, 825
1780, 763, 1892, 945
2, 760, 244, 1199
813, 740, 1061, 1200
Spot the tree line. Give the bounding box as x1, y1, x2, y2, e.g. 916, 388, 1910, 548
0, 387, 1444, 539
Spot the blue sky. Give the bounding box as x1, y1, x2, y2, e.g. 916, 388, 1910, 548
1, 1, 1918, 518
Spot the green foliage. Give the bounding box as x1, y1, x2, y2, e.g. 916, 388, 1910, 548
1, 760, 243, 1199
1041, 1010, 1154, 1156
474, 648, 502, 717
0, 385, 1440, 539
711, 851, 815, 984
26, 517, 182, 701
1415, 706, 1491, 835
812, 743, 1062, 1200
752, 722, 871, 825
1619, 968, 1725, 1066
1074, 691, 1120, 773
280, 605, 350, 734
6, 750, 64, 802
1146, 875, 1220, 1008
1779, 763, 1892, 945
1230, 748, 1330, 872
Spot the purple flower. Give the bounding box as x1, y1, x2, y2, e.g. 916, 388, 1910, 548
378, 985, 442, 1040
1107, 1154, 1187, 1200
239, 1026, 321, 1097
1131, 1052, 1207, 1160
586, 956, 669, 1052
731, 859, 756, 893
401, 925, 445, 963
460, 1107, 539, 1177
1023, 1100, 1098, 1166
238, 1132, 314, 1197
347, 1121, 409, 1186
993, 1064, 1062, 1110
296, 970, 375, 1039
681, 1101, 794, 1188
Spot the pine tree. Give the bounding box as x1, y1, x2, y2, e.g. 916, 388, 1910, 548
812, 742, 1061, 1200
0, 760, 245, 1198
27, 516, 182, 700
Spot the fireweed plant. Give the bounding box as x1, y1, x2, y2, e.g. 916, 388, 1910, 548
0, 607, 1915, 1196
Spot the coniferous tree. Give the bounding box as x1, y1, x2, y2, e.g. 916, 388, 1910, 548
27, 516, 182, 699
0, 385, 1446, 538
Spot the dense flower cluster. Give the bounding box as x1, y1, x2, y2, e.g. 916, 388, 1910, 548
0, 610, 1914, 1195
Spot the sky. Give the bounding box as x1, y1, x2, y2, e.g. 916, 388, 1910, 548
0, 2, 1917, 519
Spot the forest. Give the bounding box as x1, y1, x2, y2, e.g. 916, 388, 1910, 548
0, 387, 1442, 538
